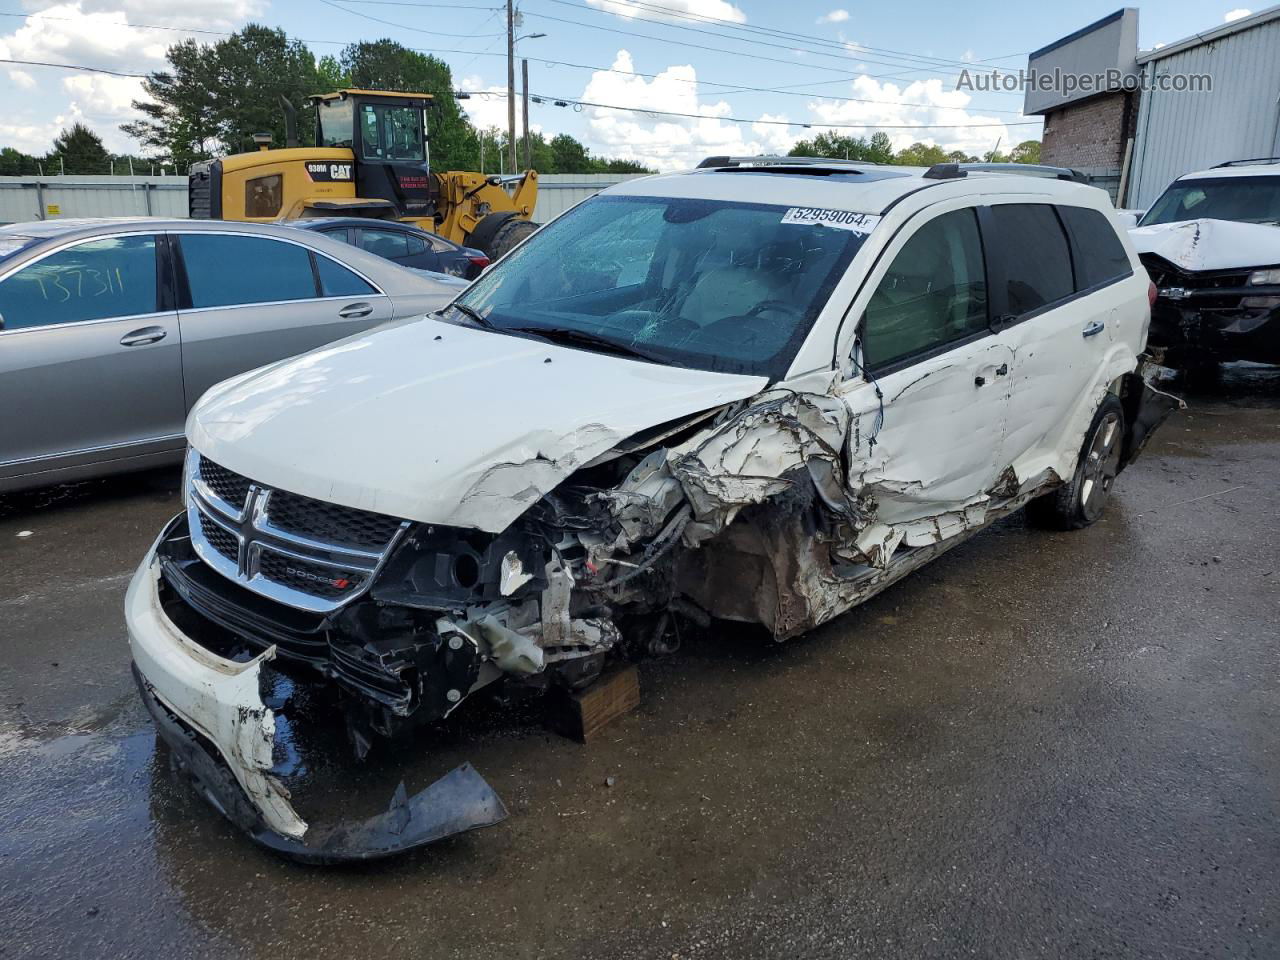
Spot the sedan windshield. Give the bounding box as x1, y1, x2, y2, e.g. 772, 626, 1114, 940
1139, 176, 1280, 226
452, 195, 871, 378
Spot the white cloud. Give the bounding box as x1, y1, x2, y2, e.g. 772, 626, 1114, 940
0, 4, 169, 75
576, 50, 797, 170
816, 9, 850, 24
806, 75, 1019, 158
0, 0, 263, 154
1224, 8, 1251, 22
584, 0, 746, 25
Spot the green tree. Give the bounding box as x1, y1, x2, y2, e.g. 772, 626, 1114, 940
47, 123, 111, 174
0, 146, 41, 175
893, 142, 949, 166
124, 25, 321, 167
946, 149, 978, 163
339, 39, 472, 170
549, 132, 591, 172
316, 54, 350, 90
1009, 140, 1041, 164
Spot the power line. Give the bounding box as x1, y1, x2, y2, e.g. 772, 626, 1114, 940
0, 56, 146, 78
536, 0, 1019, 73
332, 0, 982, 82
314, 0, 1029, 114
468, 88, 1039, 129
0, 8, 1034, 120
312, 0, 505, 37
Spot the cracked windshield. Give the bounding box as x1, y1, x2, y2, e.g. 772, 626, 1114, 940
452, 194, 871, 377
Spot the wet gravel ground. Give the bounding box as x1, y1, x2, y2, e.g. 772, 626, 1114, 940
2, 365, 1278, 960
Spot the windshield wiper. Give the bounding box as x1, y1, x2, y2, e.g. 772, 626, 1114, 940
446, 302, 494, 328
506, 325, 667, 364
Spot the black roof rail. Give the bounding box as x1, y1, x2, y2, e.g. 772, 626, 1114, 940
1212, 157, 1280, 168
923, 161, 1088, 183
696, 154, 884, 169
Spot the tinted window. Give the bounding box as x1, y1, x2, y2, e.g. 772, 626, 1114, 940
361, 229, 411, 260
862, 208, 988, 369
316, 255, 376, 297
320, 227, 353, 245
1057, 205, 1132, 289
405, 234, 427, 256
988, 204, 1073, 317
245, 174, 282, 218
0, 235, 157, 330
180, 234, 316, 309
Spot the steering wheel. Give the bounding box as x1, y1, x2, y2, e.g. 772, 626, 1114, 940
746, 299, 800, 319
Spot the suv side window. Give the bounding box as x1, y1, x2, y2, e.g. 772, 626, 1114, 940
987, 204, 1073, 317
862, 208, 988, 370
179, 234, 317, 309
0, 235, 158, 330
1056, 205, 1132, 290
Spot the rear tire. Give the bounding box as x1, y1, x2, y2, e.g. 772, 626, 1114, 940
1026, 395, 1125, 531
483, 218, 538, 260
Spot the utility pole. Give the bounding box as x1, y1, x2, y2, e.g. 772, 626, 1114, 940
506, 0, 517, 173
522, 58, 531, 170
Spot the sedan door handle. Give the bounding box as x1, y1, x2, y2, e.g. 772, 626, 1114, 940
1082, 320, 1106, 338
338, 302, 373, 319
119, 326, 167, 347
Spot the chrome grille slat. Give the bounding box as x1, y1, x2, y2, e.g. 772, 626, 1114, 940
185, 451, 409, 613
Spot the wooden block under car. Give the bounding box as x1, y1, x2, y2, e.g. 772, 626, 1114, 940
544, 665, 641, 744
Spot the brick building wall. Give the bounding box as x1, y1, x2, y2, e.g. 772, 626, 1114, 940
1040, 91, 1139, 170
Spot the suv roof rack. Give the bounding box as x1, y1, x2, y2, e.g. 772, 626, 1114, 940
696, 155, 883, 170
1212, 157, 1280, 168
923, 162, 1088, 183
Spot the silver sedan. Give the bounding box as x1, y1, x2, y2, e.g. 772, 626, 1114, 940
0, 218, 466, 492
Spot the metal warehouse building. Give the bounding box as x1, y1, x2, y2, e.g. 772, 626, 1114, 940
1026, 6, 1280, 208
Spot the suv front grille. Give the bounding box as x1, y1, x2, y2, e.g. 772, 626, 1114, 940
266, 490, 403, 551
184, 450, 408, 613
197, 458, 252, 512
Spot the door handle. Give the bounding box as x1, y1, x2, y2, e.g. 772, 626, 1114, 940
338, 302, 374, 319
119, 326, 167, 346
1082, 320, 1105, 338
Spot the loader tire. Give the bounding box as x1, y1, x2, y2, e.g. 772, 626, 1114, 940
483, 218, 539, 260
1026, 395, 1126, 531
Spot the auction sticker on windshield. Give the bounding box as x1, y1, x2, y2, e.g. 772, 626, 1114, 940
781, 208, 880, 233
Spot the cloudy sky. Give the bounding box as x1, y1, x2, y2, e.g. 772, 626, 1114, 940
0, 0, 1257, 170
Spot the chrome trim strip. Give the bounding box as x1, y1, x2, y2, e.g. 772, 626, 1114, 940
0, 433, 186, 467
185, 453, 410, 614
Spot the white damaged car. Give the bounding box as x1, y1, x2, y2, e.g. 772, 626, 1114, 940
126, 157, 1180, 861
1128, 158, 1280, 369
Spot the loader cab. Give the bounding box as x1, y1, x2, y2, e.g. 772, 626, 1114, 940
310, 89, 436, 218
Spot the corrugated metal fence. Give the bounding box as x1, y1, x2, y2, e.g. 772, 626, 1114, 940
0, 172, 644, 226
1128, 11, 1280, 208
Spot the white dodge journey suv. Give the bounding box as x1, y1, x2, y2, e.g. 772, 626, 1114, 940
125, 156, 1180, 861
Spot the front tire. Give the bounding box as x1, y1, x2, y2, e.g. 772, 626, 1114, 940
1026, 395, 1125, 530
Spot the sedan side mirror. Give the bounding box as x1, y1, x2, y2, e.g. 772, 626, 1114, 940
1114, 210, 1142, 229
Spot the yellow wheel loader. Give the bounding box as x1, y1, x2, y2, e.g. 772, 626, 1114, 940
188, 89, 539, 258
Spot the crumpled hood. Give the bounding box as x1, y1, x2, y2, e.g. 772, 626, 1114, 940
1129, 217, 1280, 272
188, 317, 767, 532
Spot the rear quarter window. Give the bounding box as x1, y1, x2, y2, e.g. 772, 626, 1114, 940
1057, 205, 1133, 290
987, 204, 1074, 317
